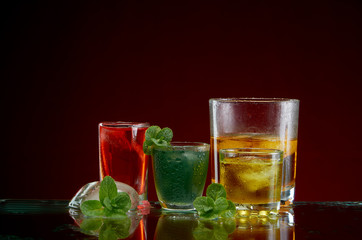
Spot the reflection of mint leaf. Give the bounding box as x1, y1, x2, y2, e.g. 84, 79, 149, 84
213, 225, 229, 240
192, 224, 214, 240
143, 125, 173, 155
81, 200, 105, 216
99, 218, 131, 240
100, 176, 118, 204
222, 219, 236, 234
80, 218, 103, 232
206, 183, 226, 201
193, 220, 235, 240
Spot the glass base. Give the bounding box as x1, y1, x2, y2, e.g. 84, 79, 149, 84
236, 202, 280, 217
281, 187, 294, 207
159, 201, 195, 212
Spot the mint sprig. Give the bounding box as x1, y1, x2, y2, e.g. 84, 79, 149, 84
80, 176, 131, 218
193, 183, 236, 219
143, 125, 173, 155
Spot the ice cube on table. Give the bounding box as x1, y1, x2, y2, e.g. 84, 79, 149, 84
68, 181, 140, 210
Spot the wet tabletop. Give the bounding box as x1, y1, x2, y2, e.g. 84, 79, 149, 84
0, 200, 361, 239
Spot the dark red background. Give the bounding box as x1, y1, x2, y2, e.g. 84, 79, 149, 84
2, 1, 362, 201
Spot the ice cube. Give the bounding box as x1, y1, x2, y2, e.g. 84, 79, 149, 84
238, 164, 274, 192
68, 181, 140, 210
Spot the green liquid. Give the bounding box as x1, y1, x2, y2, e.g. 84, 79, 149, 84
152, 147, 209, 210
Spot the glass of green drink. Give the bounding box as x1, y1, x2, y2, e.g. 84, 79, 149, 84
152, 142, 209, 211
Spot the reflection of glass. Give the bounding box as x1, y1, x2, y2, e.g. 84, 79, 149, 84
99, 121, 150, 200
152, 142, 209, 211
209, 98, 299, 207
154, 213, 236, 240
279, 210, 295, 240
230, 217, 280, 240
154, 213, 198, 240
219, 148, 283, 216
228, 213, 295, 240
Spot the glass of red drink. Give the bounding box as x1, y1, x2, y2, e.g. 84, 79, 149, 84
99, 121, 150, 200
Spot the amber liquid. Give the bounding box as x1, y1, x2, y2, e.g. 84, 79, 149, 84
211, 134, 297, 194
99, 126, 149, 197
220, 157, 282, 205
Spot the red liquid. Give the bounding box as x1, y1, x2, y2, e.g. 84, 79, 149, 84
99, 124, 149, 196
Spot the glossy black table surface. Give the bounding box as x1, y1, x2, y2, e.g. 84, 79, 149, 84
0, 200, 361, 239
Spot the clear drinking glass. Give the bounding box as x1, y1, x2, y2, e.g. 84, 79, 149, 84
210, 98, 299, 207
219, 148, 283, 216
152, 142, 209, 211
99, 121, 150, 200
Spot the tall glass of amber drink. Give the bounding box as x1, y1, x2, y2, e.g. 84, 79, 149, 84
99, 121, 149, 200
220, 148, 283, 215
210, 98, 299, 207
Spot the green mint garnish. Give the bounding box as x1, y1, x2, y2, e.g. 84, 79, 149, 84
143, 125, 173, 155
80, 176, 131, 218
80, 200, 105, 217
193, 183, 236, 219
206, 183, 227, 201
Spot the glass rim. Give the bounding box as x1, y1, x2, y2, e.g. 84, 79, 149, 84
219, 148, 283, 156
99, 121, 150, 128
209, 97, 299, 103
153, 141, 210, 150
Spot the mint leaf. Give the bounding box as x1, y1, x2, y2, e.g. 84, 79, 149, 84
143, 126, 173, 155
103, 197, 113, 210
151, 138, 170, 147
145, 126, 161, 143
143, 126, 162, 155
111, 192, 131, 212
99, 176, 118, 205
80, 200, 105, 217
214, 197, 229, 212
143, 141, 152, 155
156, 127, 173, 142
193, 183, 236, 219
104, 208, 127, 218
220, 200, 236, 218
206, 183, 227, 201
193, 196, 215, 215
200, 210, 219, 219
